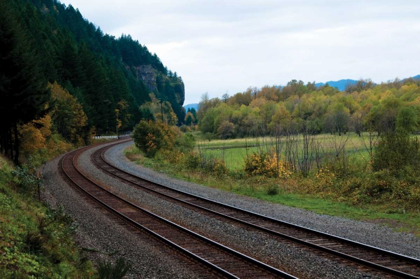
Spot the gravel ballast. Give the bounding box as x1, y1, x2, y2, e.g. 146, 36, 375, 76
107, 141, 420, 260
77, 141, 409, 278
42, 140, 420, 278
42, 153, 205, 278
78, 143, 367, 278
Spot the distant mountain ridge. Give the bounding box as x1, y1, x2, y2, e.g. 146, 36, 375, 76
315, 79, 358, 91
184, 103, 199, 111
184, 75, 420, 110
409, 75, 420, 80
315, 75, 420, 91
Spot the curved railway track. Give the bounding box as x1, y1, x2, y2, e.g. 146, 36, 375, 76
61, 146, 296, 279
92, 140, 420, 279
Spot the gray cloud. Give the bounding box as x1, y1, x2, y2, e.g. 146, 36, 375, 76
61, 0, 420, 104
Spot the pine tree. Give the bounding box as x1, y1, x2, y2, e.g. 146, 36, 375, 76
0, 0, 50, 163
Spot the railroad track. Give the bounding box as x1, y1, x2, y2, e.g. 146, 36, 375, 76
92, 140, 420, 279
61, 146, 296, 279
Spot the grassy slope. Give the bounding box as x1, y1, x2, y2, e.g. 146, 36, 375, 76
125, 146, 420, 236
0, 156, 95, 278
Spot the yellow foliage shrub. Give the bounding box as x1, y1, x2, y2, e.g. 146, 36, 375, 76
19, 124, 46, 154
159, 149, 184, 164
315, 167, 336, 187
244, 151, 292, 179
33, 115, 52, 138
45, 135, 73, 157
213, 159, 228, 177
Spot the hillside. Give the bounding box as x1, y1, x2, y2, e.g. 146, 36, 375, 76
0, 154, 95, 277
6, 0, 185, 133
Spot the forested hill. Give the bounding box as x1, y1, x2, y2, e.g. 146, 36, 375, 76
8, 0, 185, 133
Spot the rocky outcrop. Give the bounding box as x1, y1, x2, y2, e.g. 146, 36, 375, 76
133, 65, 186, 120
134, 65, 158, 93
174, 81, 185, 106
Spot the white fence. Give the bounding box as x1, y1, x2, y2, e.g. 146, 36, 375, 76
93, 133, 132, 140
93, 135, 119, 139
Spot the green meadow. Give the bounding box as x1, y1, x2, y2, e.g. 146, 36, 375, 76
196, 132, 372, 171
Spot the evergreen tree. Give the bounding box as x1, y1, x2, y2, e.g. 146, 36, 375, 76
0, 0, 50, 163
3, 0, 184, 136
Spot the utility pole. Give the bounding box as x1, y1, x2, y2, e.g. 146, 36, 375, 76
115, 108, 120, 139
160, 100, 164, 122
36, 171, 41, 202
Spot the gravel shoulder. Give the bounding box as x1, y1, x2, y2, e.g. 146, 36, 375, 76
107, 141, 420, 260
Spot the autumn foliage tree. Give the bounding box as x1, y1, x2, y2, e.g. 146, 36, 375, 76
217, 121, 235, 139
140, 94, 178, 125
49, 82, 89, 146
17, 82, 89, 159
115, 100, 131, 135
133, 120, 176, 157
373, 105, 420, 174
19, 115, 52, 156
184, 112, 196, 126
198, 79, 420, 139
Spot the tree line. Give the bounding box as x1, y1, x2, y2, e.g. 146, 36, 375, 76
197, 79, 420, 139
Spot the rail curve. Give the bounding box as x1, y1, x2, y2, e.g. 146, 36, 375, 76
61, 145, 296, 279
92, 140, 420, 279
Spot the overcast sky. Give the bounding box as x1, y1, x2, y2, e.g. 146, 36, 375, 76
61, 0, 420, 104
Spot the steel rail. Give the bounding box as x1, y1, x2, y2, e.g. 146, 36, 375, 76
61, 147, 296, 279
92, 140, 420, 279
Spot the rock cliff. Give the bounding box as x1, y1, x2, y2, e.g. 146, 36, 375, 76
133, 65, 185, 120
134, 65, 158, 92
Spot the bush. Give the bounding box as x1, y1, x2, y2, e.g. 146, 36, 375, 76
217, 121, 235, 139
244, 151, 292, 179
98, 257, 131, 279
184, 152, 201, 169
373, 132, 420, 174
133, 120, 176, 157
179, 125, 191, 133
245, 152, 273, 177
11, 157, 41, 195
266, 184, 279, 195
212, 159, 228, 177
333, 169, 420, 208
0, 179, 93, 278
175, 133, 196, 153
314, 167, 336, 190
157, 149, 184, 164
198, 155, 228, 177
204, 132, 217, 142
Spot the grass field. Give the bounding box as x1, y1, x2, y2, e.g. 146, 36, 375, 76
196, 133, 373, 171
